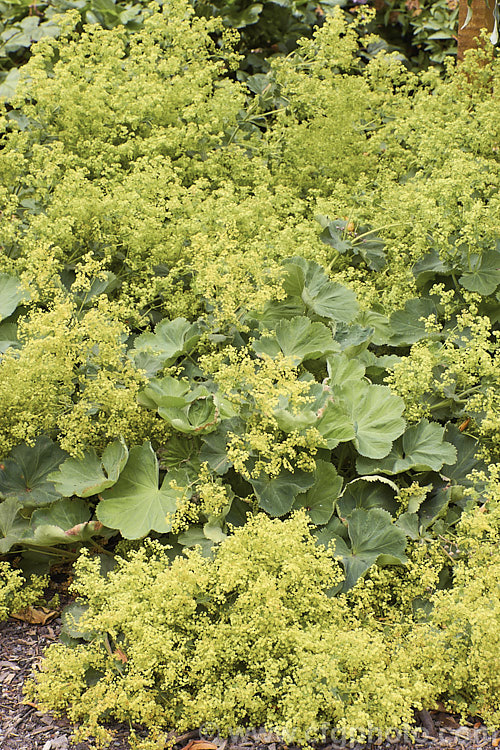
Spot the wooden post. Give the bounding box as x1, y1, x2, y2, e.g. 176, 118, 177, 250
457, 0, 495, 59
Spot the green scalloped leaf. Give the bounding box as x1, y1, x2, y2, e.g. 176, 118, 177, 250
395, 511, 421, 540
356, 419, 457, 475
412, 250, 451, 289
252, 316, 339, 365
0, 275, 29, 321
0, 437, 67, 507
283, 257, 359, 324
177, 527, 217, 557
442, 424, 486, 486
61, 602, 93, 641
271, 382, 327, 434
316, 399, 356, 450
292, 460, 342, 525
138, 377, 216, 434
132, 318, 203, 372
0, 320, 19, 354
199, 420, 244, 475
388, 298, 437, 346
96, 442, 185, 539
0, 497, 29, 553
327, 353, 365, 388
250, 468, 315, 517
339, 381, 405, 459
459, 249, 500, 295
28, 498, 102, 546
159, 397, 217, 434
137, 376, 193, 410
332, 508, 407, 590
48, 438, 128, 498
337, 476, 399, 519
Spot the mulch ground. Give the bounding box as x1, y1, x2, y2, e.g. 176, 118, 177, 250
1, 613, 498, 750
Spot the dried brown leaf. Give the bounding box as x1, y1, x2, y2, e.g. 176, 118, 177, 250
183, 741, 217, 750
10, 606, 58, 625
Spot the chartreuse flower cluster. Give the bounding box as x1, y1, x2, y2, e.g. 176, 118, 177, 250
387, 296, 500, 455
202, 347, 324, 478
0, 298, 167, 456
26, 506, 500, 748
25, 513, 437, 748
0, 563, 47, 621
2, 0, 500, 741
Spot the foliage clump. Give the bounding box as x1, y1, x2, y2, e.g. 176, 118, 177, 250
2, 2, 500, 742
0, 562, 47, 621
423, 476, 500, 725
0, 299, 163, 456
26, 513, 441, 748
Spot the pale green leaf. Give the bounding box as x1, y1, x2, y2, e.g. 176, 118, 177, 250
61, 602, 93, 640
0, 320, 19, 354
137, 376, 192, 410
315, 399, 356, 449
159, 397, 217, 434
252, 316, 339, 365
0, 274, 28, 321
459, 249, 500, 295
283, 258, 359, 324
0, 497, 29, 553
28, 498, 101, 546
49, 438, 128, 497
132, 318, 202, 370
339, 381, 405, 459
96, 442, 184, 539
327, 352, 365, 388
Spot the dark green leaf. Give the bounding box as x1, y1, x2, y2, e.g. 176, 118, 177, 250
442, 424, 486, 486
0, 437, 67, 507
388, 298, 437, 346
337, 477, 399, 518
292, 460, 342, 525
356, 419, 457, 475
412, 250, 451, 288
251, 468, 315, 516
334, 508, 407, 590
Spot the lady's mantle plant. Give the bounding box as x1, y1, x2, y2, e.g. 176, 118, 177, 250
26, 504, 500, 749
1, 1, 500, 743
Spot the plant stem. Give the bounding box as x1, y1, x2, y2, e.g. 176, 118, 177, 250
21, 544, 79, 560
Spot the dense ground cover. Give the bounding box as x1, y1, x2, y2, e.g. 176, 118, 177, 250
1, 2, 500, 748
0, 0, 458, 104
